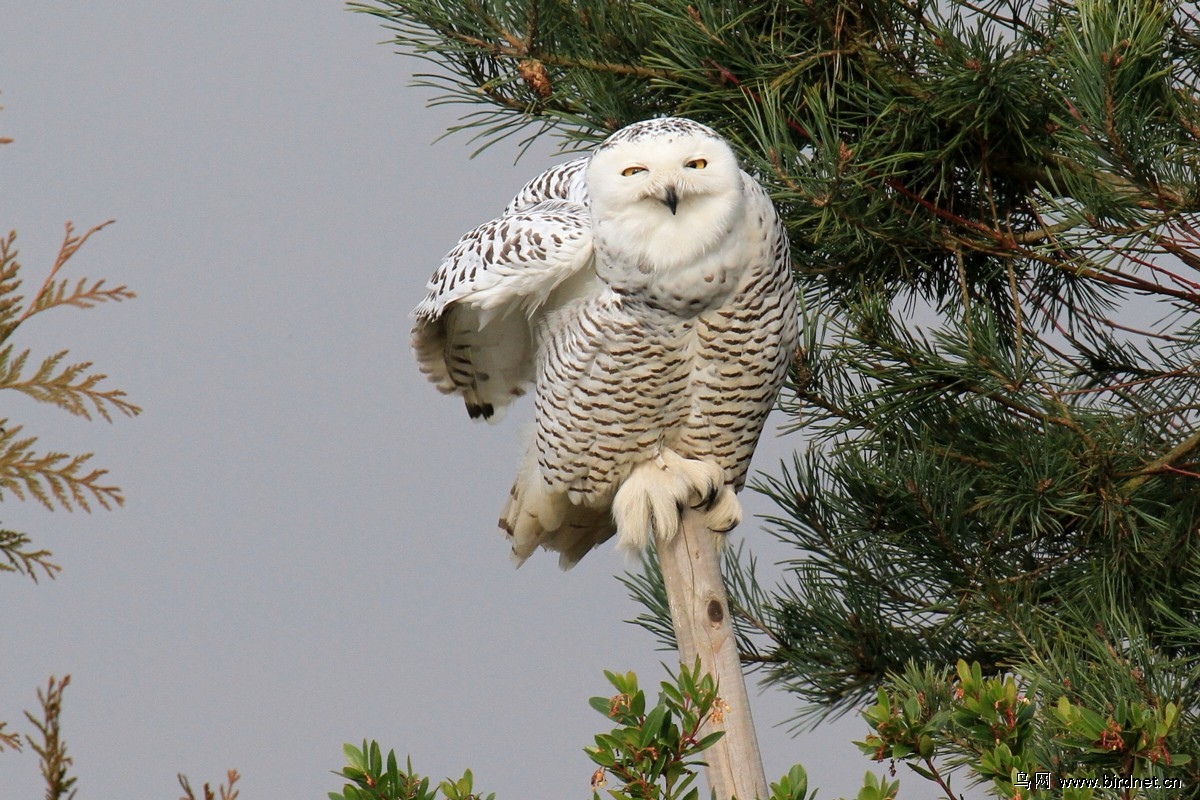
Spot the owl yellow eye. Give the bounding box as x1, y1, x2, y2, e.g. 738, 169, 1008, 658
621, 166, 646, 177
686, 158, 708, 169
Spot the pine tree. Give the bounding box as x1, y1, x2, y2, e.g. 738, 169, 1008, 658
352, 0, 1200, 794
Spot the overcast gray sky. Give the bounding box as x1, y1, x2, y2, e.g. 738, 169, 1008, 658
2, 4, 872, 797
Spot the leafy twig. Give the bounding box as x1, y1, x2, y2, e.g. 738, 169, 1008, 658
24, 676, 77, 800
0, 423, 124, 511
178, 770, 242, 800
0, 347, 142, 421
0, 528, 61, 582
0, 720, 21, 752
17, 221, 117, 324
29, 278, 135, 315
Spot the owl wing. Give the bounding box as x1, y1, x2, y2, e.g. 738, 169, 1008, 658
411, 198, 594, 421
503, 156, 590, 213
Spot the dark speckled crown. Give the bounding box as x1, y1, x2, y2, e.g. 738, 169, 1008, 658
596, 117, 722, 150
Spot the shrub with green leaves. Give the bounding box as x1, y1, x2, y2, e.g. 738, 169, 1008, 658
329, 741, 492, 800
585, 662, 730, 800
860, 660, 1192, 797
330, 663, 824, 800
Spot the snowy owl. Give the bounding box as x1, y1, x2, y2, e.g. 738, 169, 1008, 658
412, 117, 797, 567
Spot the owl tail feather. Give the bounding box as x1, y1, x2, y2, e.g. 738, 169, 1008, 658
501, 446, 615, 570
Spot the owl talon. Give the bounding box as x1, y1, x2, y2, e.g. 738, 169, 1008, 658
612, 450, 736, 554
657, 450, 724, 512
705, 486, 742, 534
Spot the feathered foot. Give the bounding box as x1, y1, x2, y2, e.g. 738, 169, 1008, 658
612, 449, 729, 554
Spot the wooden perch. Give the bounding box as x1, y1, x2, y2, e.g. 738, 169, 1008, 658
656, 507, 768, 800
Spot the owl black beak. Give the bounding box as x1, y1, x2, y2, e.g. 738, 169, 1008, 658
662, 186, 678, 215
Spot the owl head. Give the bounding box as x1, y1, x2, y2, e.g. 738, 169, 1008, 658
586, 118, 745, 268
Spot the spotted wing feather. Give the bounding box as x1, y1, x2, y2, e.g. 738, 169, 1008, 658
412, 199, 593, 421
503, 156, 589, 214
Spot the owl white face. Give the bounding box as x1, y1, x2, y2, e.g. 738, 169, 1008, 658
586, 121, 745, 269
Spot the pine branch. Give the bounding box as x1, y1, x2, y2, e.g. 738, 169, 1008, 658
0, 422, 124, 512
426, 26, 671, 80
24, 676, 77, 800
1123, 427, 1200, 493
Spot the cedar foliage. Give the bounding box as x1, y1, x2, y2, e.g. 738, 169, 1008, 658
352, 0, 1200, 794
0, 221, 138, 581
0, 121, 138, 795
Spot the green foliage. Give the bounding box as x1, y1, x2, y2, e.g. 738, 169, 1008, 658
860, 660, 1192, 798
849, 770, 901, 800
768, 764, 813, 800
348, 0, 681, 154
331, 665, 838, 800
329, 741, 493, 800
327, 665, 734, 800
585, 661, 727, 800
